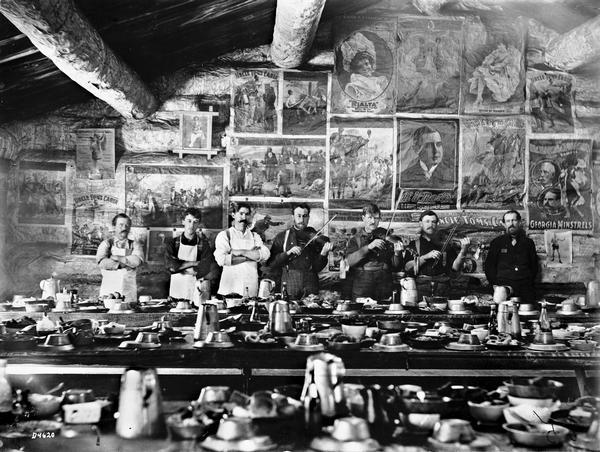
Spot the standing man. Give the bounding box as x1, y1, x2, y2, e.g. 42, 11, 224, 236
405, 210, 470, 297
96, 213, 144, 303
165, 208, 220, 303
484, 210, 539, 303
268, 203, 332, 299
214, 202, 270, 297
346, 204, 405, 300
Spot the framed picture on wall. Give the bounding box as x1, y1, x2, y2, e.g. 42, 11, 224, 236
180, 112, 213, 151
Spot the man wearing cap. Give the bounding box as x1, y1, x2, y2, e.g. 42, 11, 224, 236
267, 203, 333, 299
405, 210, 470, 297
484, 210, 539, 303
401, 126, 455, 189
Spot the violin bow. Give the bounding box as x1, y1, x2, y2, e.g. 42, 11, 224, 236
433, 222, 459, 265
302, 214, 337, 250
385, 195, 404, 236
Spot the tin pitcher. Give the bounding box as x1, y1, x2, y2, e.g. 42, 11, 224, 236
400, 275, 418, 306
258, 279, 275, 299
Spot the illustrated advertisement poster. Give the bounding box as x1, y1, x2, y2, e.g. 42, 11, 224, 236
18, 161, 66, 225
125, 165, 224, 228
332, 17, 396, 114
396, 16, 463, 114
229, 137, 326, 200
461, 16, 525, 115
282, 71, 327, 136
232, 70, 279, 134
181, 112, 213, 150
461, 117, 526, 209
527, 70, 576, 135
528, 139, 593, 230
329, 118, 394, 210
544, 230, 572, 266
71, 193, 119, 255
397, 119, 458, 210
76, 129, 115, 180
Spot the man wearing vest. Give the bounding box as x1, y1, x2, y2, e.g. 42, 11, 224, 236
268, 203, 333, 299
484, 210, 539, 303
346, 204, 404, 300
405, 210, 470, 298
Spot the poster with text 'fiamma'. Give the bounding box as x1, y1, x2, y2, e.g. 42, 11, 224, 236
18, 161, 66, 225
76, 129, 115, 180
397, 119, 458, 210
332, 17, 396, 114
71, 193, 119, 256
461, 16, 525, 115
125, 165, 224, 229
329, 118, 394, 210
528, 139, 593, 230
232, 70, 279, 135
527, 70, 575, 135
282, 71, 327, 136
229, 137, 326, 199
396, 16, 463, 114
461, 117, 526, 209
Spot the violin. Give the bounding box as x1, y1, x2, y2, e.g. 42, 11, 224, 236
294, 227, 330, 253
366, 227, 396, 254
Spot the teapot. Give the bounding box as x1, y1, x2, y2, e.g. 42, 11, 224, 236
40, 272, 60, 300
268, 300, 294, 335
193, 303, 219, 341
115, 367, 166, 439
258, 279, 276, 299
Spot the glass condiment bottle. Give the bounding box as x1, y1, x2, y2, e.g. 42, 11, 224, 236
339, 254, 347, 280
539, 301, 550, 332
0, 359, 14, 424
488, 304, 498, 335
304, 382, 322, 436
242, 286, 250, 303
281, 282, 289, 302
510, 300, 521, 339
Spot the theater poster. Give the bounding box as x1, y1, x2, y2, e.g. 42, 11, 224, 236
329, 118, 394, 210
232, 70, 280, 134
71, 193, 119, 256
461, 16, 525, 115
18, 161, 66, 225
396, 16, 463, 114
76, 128, 115, 180
397, 119, 458, 210
229, 137, 326, 200
461, 117, 526, 209
332, 18, 396, 114
528, 139, 593, 230
544, 230, 572, 267
125, 165, 224, 228
282, 71, 327, 136
527, 70, 575, 135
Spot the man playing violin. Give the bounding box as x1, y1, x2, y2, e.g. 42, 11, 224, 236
346, 204, 405, 300
268, 203, 333, 299
405, 210, 470, 297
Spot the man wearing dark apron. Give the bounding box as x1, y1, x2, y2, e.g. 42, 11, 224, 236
165, 208, 219, 304
268, 203, 332, 299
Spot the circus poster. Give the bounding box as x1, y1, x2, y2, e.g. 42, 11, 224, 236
461, 117, 526, 209
396, 16, 463, 114
18, 161, 66, 225
282, 71, 327, 135
232, 70, 279, 134
527, 70, 576, 135
332, 18, 396, 114
71, 193, 120, 256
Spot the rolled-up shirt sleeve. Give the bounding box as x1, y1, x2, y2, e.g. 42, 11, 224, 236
253, 233, 270, 263
214, 230, 232, 267
96, 240, 119, 270
124, 240, 144, 268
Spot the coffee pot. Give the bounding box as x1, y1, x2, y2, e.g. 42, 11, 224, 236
258, 279, 275, 299
115, 367, 166, 439
193, 303, 220, 341
193, 279, 211, 307
301, 353, 346, 418
40, 272, 60, 300
399, 274, 418, 306
268, 300, 294, 335
493, 285, 511, 303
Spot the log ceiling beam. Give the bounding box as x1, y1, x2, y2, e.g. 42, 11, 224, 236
270, 0, 327, 68
0, 0, 158, 119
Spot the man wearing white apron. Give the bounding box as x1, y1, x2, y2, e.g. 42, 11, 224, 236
96, 213, 144, 303
165, 208, 219, 303
214, 202, 270, 297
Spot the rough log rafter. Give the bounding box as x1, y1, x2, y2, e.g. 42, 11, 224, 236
0, 0, 157, 119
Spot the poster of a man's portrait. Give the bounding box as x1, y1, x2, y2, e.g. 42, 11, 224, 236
460, 117, 526, 209
282, 71, 328, 135
396, 16, 464, 114
528, 139, 593, 230
329, 118, 394, 210
332, 18, 396, 114
232, 70, 280, 134
181, 113, 212, 151
527, 70, 575, 135
125, 165, 225, 228
396, 119, 458, 210
460, 17, 525, 115
229, 137, 326, 200
76, 129, 115, 180
18, 161, 67, 225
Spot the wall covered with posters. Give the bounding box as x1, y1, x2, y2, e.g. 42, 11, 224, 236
0, 6, 599, 300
